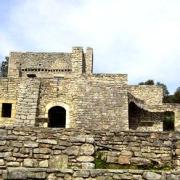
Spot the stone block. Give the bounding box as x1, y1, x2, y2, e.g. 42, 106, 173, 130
82, 162, 95, 169
118, 155, 131, 165
86, 137, 95, 143
64, 146, 79, 156
77, 156, 94, 162
27, 172, 46, 179
7, 168, 27, 179
0, 159, 4, 166
73, 170, 90, 178
80, 144, 94, 156
7, 162, 20, 167
130, 157, 151, 165
24, 141, 38, 147
49, 155, 68, 169
176, 141, 180, 149
70, 136, 86, 143
33, 148, 51, 154
176, 149, 180, 156
107, 155, 118, 163
39, 160, 49, 168
0, 152, 11, 158
143, 172, 161, 180
0, 141, 6, 146
0, 129, 7, 136
24, 159, 34, 167
120, 150, 133, 157
34, 154, 50, 159
37, 139, 57, 145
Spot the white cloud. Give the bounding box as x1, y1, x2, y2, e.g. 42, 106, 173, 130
0, 33, 20, 56
0, 0, 180, 93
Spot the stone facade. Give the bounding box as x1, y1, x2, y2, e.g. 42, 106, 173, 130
0, 47, 179, 131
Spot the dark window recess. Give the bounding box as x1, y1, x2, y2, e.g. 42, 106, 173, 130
2, 103, 12, 118
48, 106, 66, 128
163, 111, 175, 131
27, 74, 36, 78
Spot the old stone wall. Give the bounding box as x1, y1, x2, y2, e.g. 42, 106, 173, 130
128, 85, 163, 105
8, 47, 94, 78
38, 74, 128, 130
0, 127, 180, 179
0, 127, 180, 169
8, 52, 72, 78
0, 78, 19, 125
0, 74, 129, 130
0, 127, 94, 170
94, 131, 176, 169
129, 102, 164, 131
1, 168, 180, 179
15, 78, 41, 126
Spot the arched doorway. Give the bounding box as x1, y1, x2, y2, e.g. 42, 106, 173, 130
129, 102, 141, 130
48, 106, 66, 128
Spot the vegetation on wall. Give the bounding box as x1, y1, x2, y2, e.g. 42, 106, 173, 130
95, 151, 172, 170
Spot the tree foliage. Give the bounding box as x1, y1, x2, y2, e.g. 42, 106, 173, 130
156, 82, 169, 97
139, 79, 155, 85
0, 57, 8, 77
174, 87, 180, 103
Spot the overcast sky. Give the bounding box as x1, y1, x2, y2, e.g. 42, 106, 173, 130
0, 0, 180, 94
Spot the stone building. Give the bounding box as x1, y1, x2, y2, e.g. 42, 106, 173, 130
0, 47, 180, 131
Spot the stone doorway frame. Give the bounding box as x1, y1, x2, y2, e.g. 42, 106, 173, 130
45, 102, 70, 128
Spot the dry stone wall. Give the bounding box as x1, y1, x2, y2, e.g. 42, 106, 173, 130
0, 127, 180, 179
0, 127, 95, 170
94, 131, 176, 170
1, 168, 180, 180
0, 127, 180, 170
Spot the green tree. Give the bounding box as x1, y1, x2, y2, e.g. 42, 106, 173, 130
156, 82, 169, 97
138, 79, 155, 85
174, 87, 180, 103
0, 57, 8, 77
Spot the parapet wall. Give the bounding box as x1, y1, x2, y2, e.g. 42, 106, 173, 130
8, 52, 72, 78
7, 47, 94, 78
128, 85, 163, 105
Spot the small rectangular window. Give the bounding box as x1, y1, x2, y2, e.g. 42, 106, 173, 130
2, 103, 12, 118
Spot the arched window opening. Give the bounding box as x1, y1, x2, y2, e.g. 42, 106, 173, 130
163, 111, 174, 131
48, 106, 66, 128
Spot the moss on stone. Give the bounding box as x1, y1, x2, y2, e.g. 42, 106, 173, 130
94, 151, 172, 170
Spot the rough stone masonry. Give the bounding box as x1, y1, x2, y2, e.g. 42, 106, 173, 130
0, 127, 179, 179
0, 47, 180, 179
0, 46, 180, 131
